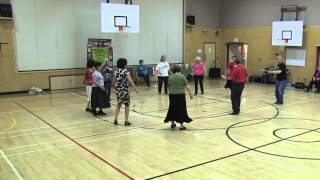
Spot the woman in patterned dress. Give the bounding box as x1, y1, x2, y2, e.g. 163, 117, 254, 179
114, 58, 138, 126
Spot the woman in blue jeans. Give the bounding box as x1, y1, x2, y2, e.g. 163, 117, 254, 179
269, 55, 287, 105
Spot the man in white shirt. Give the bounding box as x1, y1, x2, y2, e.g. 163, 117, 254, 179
156, 55, 171, 94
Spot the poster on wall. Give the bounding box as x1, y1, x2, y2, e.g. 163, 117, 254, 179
87, 38, 113, 65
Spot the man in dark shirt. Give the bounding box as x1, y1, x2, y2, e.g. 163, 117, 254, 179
229, 60, 248, 115
269, 55, 287, 105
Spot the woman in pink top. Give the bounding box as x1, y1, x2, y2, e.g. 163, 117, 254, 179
192, 56, 206, 95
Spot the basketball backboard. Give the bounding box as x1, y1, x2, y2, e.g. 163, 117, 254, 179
101, 3, 139, 33
272, 21, 303, 46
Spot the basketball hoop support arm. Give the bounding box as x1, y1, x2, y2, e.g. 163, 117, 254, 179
106, 0, 132, 5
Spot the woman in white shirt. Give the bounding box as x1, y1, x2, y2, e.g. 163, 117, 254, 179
156, 55, 171, 94
91, 61, 111, 116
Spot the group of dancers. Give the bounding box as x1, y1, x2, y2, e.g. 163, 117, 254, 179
83, 55, 206, 129
83, 54, 290, 130
84, 58, 137, 126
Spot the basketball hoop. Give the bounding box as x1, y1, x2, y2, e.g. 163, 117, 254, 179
278, 38, 289, 52
118, 26, 124, 32
117, 26, 130, 33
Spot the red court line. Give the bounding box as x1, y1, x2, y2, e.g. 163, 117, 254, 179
14, 101, 135, 180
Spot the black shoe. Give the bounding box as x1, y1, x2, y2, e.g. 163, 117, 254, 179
171, 123, 176, 129
230, 112, 239, 115
85, 108, 92, 112
179, 126, 186, 131
201, 92, 204, 95
114, 120, 118, 125
274, 102, 283, 105
92, 110, 98, 116
124, 121, 132, 126
98, 110, 106, 115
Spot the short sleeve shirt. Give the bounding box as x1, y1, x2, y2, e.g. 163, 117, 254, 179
156, 61, 170, 77
93, 71, 104, 87
276, 63, 287, 80
138, 65, 147, 76
168, 73, 188, 94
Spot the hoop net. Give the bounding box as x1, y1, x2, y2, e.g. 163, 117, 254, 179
118, 26, 124, 32
117, 26, 130, 33
278, 39, 289, 52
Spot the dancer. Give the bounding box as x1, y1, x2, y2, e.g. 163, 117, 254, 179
192, 56, 206, 95
114, 58, 138, 126
102, 59, 113, 101
229, 60, 248, 115
83, 60, 95, 112
224, 56, 237, 89
91, 61, 111, 116
156, 55, 171, 94
268, 55, 287, 105
164, 65, 193, 130
306, 66, 320, 92
137, 59, 150, 87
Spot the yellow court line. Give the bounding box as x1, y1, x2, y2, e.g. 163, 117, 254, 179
0, 117, 16, 133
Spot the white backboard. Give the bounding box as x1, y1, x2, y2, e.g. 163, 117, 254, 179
101, 3, 139, 33
272, 21, 303, 46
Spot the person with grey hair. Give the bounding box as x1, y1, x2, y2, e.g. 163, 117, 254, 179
268, 54, 287, 105
192, 56, 206, 95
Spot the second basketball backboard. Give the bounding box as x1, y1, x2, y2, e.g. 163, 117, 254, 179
101, 3, 139, 33
272, 21, 303, 46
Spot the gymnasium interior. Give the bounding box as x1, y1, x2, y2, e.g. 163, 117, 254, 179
0, 0, 320, 179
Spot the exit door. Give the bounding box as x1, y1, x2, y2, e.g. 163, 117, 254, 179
226, 42, 248, 67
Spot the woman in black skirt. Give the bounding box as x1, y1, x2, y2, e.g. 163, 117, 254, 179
91, 61, 111, 116
164, 65, 193, 130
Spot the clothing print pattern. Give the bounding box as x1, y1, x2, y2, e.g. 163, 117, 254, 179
115, 68, 130, 105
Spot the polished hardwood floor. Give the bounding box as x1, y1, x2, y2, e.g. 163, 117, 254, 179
0, 79, 320, 180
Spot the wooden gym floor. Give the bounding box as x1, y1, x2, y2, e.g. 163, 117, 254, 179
0, 79, 320, 180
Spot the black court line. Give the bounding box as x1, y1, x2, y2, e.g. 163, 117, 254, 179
139, 100, 222, 114
146, 120, 320, 179
133, 101, 277, 120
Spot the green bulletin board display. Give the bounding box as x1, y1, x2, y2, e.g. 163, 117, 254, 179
87, 38, 113, 65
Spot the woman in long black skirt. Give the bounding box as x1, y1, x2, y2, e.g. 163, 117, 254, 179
164, 65, 193, 130
91, 61, 111, 116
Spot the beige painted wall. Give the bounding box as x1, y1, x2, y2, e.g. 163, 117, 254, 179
184, 26, 224, 71
0, 20, 85, 93
221, 26, 320, 83
1, 19, 320, 93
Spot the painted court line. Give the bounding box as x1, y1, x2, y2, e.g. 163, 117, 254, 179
146, 127, 320, 179
0, 117, 17, 133
3, 121, 162, 152
4, 102, 274, 152
0, 119, 110, 140
13, 101, 135, 180
0, 119, 96, 135
4, 105, 273, 157
5, 126, 157, 158
0, 150, 24, 180
4, 99, 298, 154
